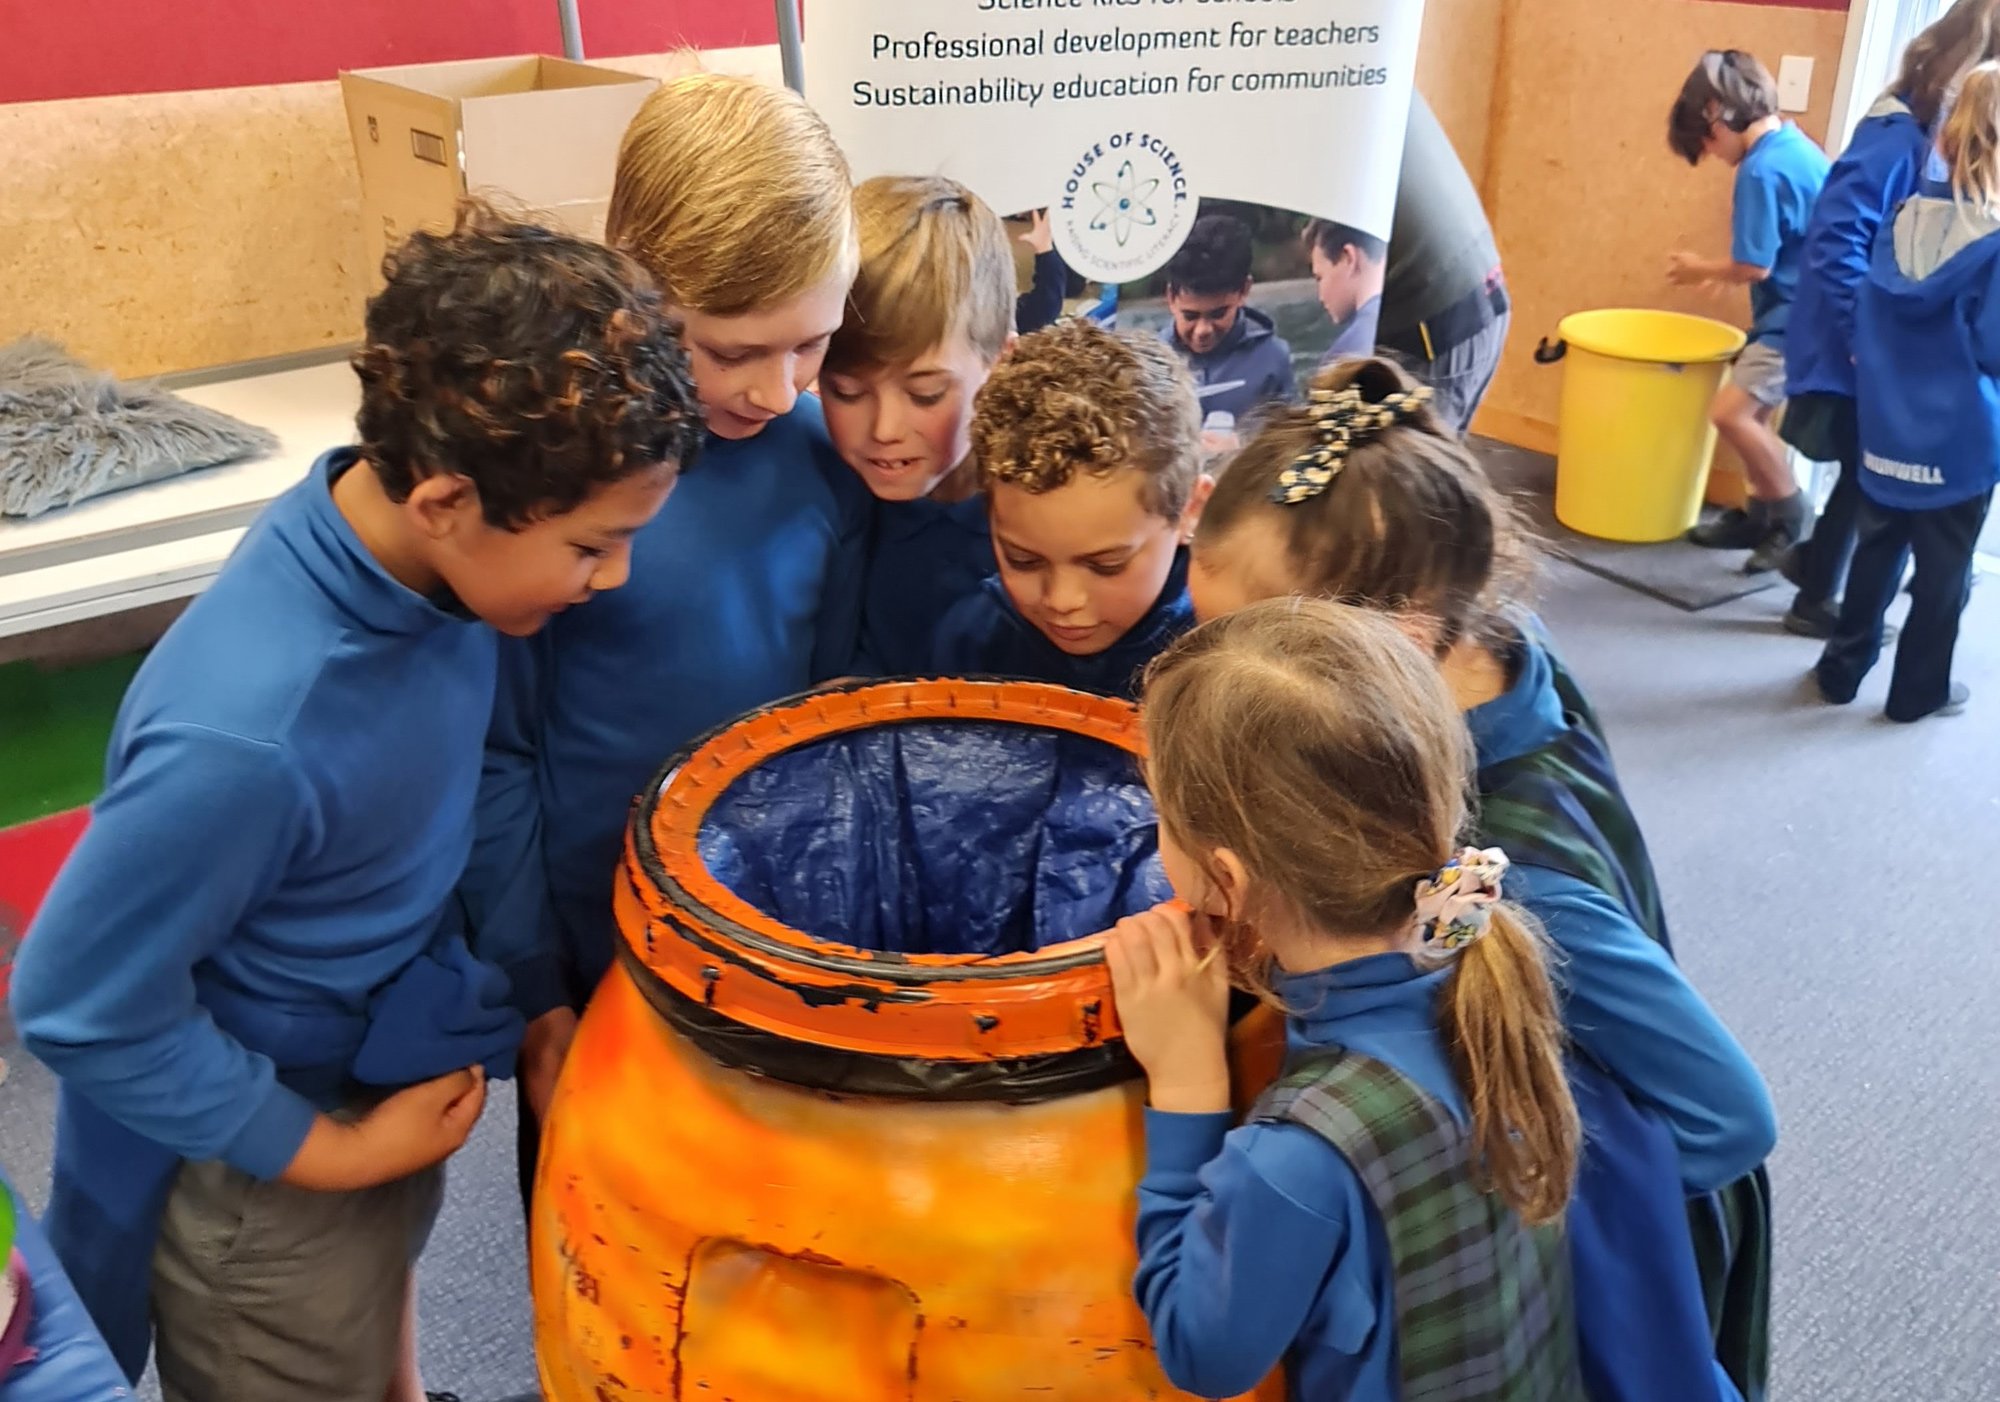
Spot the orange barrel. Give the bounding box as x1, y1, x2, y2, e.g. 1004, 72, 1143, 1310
531, 680, 1283, 1401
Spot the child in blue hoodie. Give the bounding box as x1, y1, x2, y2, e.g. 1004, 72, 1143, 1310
819, 175, 1018, 676
1111, 601, 1601, 1402
1818, 61, 2000, 721
1778, 4, 2000, 636
932, 319, 1211, 699
1668, 50, 1831, 569
1186, 356, 1777, 1401
1160, 211, 1299, 434
11, 207, 702, 1401
464, 76, 870, 1198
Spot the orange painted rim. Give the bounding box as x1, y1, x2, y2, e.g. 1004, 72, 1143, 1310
621, 680, 1146, 1063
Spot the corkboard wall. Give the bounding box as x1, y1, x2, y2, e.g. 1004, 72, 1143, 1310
1416, 0, 1506, 185
0, 48, 781, 380
1476, 0, 1849, 445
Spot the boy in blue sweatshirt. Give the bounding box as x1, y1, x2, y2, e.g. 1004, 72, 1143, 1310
819, 175, 1018, 676
932, 319, 1211, 699
10, 208, 702, 1401
464, 76, 870, 1200
1817, 62, 2000, 722
1160, 212, 1299, 434
1668, 50, 1831, 568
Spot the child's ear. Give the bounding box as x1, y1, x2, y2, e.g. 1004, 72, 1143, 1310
404, 472, 483, 541
1180, 473, 1217, 543
996, 331, 1020, 363
1209, 846, 1251, 923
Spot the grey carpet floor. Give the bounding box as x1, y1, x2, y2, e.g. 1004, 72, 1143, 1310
1, 553, 1995, 1400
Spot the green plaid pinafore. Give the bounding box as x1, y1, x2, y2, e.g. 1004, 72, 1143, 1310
1255, 1050, 1586, 1402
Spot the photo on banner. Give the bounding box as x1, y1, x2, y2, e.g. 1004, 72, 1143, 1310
806, 0, 1426, 447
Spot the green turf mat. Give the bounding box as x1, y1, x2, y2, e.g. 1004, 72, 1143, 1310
0, 653, 141, 828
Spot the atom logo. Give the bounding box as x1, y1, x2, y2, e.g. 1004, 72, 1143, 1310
1087, 160, 1161, 247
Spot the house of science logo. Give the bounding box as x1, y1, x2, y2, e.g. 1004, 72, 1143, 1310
1054, 129, 1194, 283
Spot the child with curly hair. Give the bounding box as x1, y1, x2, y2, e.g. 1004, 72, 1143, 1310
932, 319, 1211, 697
12, 205, 701, 1402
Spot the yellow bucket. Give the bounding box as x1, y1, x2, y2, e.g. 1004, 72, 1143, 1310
1535, 309, 1747, 543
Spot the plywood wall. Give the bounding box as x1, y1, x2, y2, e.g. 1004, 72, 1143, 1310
1416, 0, 1507, 186
0, 47, 781, 380
1476, 0, 1849, 445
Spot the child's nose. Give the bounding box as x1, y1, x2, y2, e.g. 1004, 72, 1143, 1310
746, 359, 800, 417
1046, 570, 1089, 615
872, 396, 906, 443
590, 546, 634, 594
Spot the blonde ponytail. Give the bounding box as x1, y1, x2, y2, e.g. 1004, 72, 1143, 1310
1438, 904, 1579, 1226
1943, 62, 2000, 215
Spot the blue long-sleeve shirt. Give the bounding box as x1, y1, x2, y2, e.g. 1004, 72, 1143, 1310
1135, 955, 1466, 1401
466, 398, 872, 1014
858, 492, 992, 677
930, 549, 1195, 700
12, 450, 496, 1180
1467, 633, 1776, 1191
1785, 94, 1928, 400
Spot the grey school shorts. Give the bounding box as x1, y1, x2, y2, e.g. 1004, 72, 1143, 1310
1730, 339, 1788, 409
151, 1154, 444, 1402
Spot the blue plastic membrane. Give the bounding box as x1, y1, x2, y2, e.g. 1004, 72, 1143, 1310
699, 720, 1171, 957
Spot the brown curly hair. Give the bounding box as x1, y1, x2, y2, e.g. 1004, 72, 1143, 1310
971, 319, 1202, 520
354, 201, 703, 530
1195, 356, 1536, 654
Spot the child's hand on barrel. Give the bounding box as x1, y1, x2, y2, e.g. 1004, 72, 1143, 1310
1105, 903, 1231, 1115
521, 1007, 580, 1121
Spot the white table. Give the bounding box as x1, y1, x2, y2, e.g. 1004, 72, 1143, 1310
0, 360, 360, 639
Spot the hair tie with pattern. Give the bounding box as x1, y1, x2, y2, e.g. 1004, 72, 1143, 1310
1413, 846, 1509, 952
1269, 383, 1434, 505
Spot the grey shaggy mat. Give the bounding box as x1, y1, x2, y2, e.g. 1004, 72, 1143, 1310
0, 338, 279, 519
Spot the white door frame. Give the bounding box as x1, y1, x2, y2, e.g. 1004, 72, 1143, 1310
1828, 0, 1901, 154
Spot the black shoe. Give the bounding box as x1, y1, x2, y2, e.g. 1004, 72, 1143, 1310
1782, 599, 1838, 638
1888, 682, 1970, 722
1777, 540, 1810, 589
1782, 599, 1898, 643
1813, 665, 1858, 705
1688, 508, 1762, 549
1746, 527, 1800, 575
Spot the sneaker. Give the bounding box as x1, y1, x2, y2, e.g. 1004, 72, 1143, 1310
1889, 682, 1970, 722
1782, 599, 1838, 638
1745, 527, 1800, 575
1688, 508, 1762, 549
1784, 599, 1899, 642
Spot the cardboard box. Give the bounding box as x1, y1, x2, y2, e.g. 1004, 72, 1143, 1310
340, 56, 658, 288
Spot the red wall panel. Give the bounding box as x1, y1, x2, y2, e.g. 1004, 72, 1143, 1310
1, 0, 779, 106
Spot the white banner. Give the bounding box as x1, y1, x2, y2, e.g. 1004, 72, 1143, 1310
804, 0, 1426, 284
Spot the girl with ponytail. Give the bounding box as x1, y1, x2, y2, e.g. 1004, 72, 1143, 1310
1108, 600, 1584, 1401
1176, 356, 1776, 1400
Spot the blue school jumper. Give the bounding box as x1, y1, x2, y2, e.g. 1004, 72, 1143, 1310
1734, 122, 1832, 345
1469, 627, 1776, 1402
1855, 195, 2000, 510
11, 451, 523, 1380
467, 397, 872, 1015
1785, 95, 1928, 400
859, 491, 992, 676
1160, 305, 1299, 423
1138, 955, 1590, 1402
929, 549, 1194, 700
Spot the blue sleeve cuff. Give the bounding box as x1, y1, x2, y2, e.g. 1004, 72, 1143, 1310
1143, 1108, 1233, 1173
219, 1081, 320, 1181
